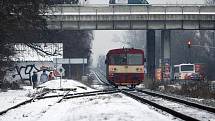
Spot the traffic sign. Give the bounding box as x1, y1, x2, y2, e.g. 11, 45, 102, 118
57, 66, 65, 76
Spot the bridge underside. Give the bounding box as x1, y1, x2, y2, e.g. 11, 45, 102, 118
46, 5, 215, 30
48, 20, 215, 30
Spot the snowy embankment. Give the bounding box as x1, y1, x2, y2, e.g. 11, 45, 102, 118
0, 87, 32, 112
37, 79, 96, 96
0, 79, 95, 112
0, 79, 178, 121
38, 79, 93, 90
0, 93, 176, 121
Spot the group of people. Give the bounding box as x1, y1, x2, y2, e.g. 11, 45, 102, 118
31, 70, 54, 89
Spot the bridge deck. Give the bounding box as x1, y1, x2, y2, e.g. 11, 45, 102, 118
46, 4, 215, 30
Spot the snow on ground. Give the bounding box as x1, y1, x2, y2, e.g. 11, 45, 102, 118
38, 79, 96, 97
0, 86, 33, 112
0, 97, 61, 121
0, 93, 177, 121
0, 79, 178, 121
38, 79, 95, 91
142, 93, 215, 121
0, 79, 96, 112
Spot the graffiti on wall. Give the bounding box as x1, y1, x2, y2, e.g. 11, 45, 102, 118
4, 61, 55, 82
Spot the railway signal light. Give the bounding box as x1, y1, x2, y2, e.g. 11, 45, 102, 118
187, 40, 191, 48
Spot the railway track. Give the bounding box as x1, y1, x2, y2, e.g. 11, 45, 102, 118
89, 69, 117, 90
2, 70, 214, 121
36, 89, 120, 100
93, 70, 111, 86
0, 69, 118, 116
94, 69, 215, 121
0, 90, 51, 115
0, 88, 119, 116
122, 90, 215, 121
136, 89, 215, 113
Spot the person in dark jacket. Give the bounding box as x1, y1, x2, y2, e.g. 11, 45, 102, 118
32, 71, 38, 89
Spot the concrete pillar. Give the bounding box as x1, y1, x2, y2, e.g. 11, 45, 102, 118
146, 30, 155, 88
161, 30, 171, 80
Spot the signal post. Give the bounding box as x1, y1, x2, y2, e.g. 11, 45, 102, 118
187, 40, 191, 63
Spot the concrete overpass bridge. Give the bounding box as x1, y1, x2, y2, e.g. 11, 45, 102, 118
45, 4, 215, 83
46, 4, 215, 30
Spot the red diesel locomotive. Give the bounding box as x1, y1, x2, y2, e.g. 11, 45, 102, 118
105, 48, 145, 87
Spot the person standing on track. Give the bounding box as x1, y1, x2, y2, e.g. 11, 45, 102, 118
32, 71, 38, 89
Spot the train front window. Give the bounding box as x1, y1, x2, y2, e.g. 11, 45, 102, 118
127, 54, 143, 65
110, 54, 127, 65
181, 65, 194, 71
110, 54, 143, 65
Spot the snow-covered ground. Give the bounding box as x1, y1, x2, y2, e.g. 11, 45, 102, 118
38, 79, 97, 96
38, 79, 95, 91
0, 93, 177, 121
135, 91, 215, 121
0, 79, 95, 112
0, 87, 32, 112
0, 79, 178, 121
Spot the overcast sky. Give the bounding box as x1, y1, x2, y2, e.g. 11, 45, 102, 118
89, 0, 205, 66
91, 31, 126, 66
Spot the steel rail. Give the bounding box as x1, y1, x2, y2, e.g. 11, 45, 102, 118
36, 89, 118, 99
57, 91, 71, 103
93, 70, 112, 86
0, 69, 118, 116
136, 89, 215, 113
95, 69, 106, 77
0, 88, 119, 116
121, 90, 199, 121
0, 90, 51, 115
64, 90, 120, 99
93, 69, 119, 88
92, 68, 214, 120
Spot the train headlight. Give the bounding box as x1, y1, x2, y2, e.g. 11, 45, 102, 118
111, 68, 117, 72
136, 68, 143, 72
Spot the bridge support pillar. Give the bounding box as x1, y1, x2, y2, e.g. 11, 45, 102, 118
146, 30, 155, 88
161, 30, 171, 81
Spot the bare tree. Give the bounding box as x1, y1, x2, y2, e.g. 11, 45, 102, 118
61, 30, 94, 80
0, 0, 50, 84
